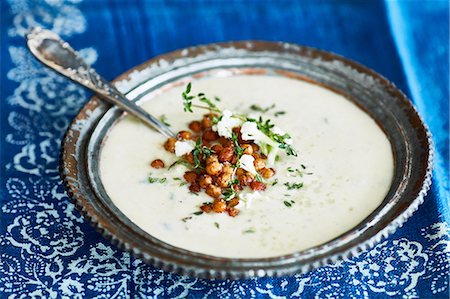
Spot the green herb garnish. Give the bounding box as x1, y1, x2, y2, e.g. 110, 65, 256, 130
222, 187, 236, 200
214, 222, 220, 229
274, 111, 286, 117
284, 182, 304, 190
284, 201, 292, 207
168, 159, 192, 170
159, 114, 171, 127
148, 176, 167, 184
250, 104, 276, 113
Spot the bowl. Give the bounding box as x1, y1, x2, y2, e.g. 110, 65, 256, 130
60, 41, 433, 279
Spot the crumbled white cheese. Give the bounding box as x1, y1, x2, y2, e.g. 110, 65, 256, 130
272, 126, 285, 136
237, 191, 261, 208
239, 154, 257, 175
212, 110, 241, 138
174, 140, 195, 157
240, 121, 271, 143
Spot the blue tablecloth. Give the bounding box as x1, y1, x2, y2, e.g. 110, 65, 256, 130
1, 0, 449, 298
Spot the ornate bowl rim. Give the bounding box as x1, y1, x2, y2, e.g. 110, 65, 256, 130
60, 41, 433, 279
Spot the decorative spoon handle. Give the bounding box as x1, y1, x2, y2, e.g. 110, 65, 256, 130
26, 27, 175, 138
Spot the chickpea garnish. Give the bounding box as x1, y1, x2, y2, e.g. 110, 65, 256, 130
228, 207, 240, 217
188, 120, 202, 133
260, 167, 275, 179
164, 137, 177, 153
189, 183, 201, 193
205, 155, 223, 176
253, 158, 266, 171
250, 181, 266, 191
211, 144, 223, 153
177, 130, 192, 140
200, 204, 212, 213
216, 173, 232, 188
212, 198, 227, 213
183, 171, 197, 183
203, 129, 219, 141
238, 171, 254, 186
163, 83, 298, 218
199, 174, 213, 189
150, 159, 165, 169
227, 197, 240, 208
206, 185, 222, 198
218, 147, 234, 163
241, 144, 253, 155
201, 114, 214, 129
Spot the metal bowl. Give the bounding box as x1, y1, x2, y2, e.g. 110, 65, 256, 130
60, 41, 433, 279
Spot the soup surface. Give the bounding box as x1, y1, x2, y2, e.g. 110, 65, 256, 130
100, 75, 393, 258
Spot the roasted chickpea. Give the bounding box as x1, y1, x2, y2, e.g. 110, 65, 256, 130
189, 183, 201, 193
212, 198, 227, 213
238, 172, 254, 186
211, 144, 223, 153
200, 204, 212, 213
201, 114, 214, 129
206, 185, 222, 198
236, 168, 245, 176
205, 155, 222, 176
218, 147, 234, 163
188, 120, 202, 133
150, 159, 165, 169
198, 174, 213, 189
183, 171, 197, 183
251, 153, 260, 160
218, 137, 233, 147
253, 158, 266, 171
206, 155, 219, 164
222, 163, 233, 175
228, 207, 240, 217
251, 143, 260, 153
250, 181, 266, 191
164, 137, 177, 153
177, 130, 192, 140
183, 153, 195, 165
260, 167, 275, 179
216, 173, 232, 188
241, 144, 253, 155
233, 184, 243, 192
203, 129, 219, 141
227, 197, 240, 208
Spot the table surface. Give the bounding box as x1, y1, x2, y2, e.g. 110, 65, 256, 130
1, 0, 449, 298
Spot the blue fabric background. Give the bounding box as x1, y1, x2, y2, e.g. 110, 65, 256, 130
1, 0, 449, 298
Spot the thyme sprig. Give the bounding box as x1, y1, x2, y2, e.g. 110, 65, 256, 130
183, 83, 221, 113
192, 138, 214, 169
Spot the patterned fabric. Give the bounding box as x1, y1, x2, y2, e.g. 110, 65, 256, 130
0, 0, 448, 298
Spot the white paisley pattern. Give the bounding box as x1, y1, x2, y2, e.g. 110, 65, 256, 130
1, 0, 449, 298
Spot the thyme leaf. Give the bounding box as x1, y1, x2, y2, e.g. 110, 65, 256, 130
284, 201, 292, 207
250, 104, 275, 113
284, 182, 304, 190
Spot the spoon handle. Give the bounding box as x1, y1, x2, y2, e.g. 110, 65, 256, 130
26, 27, 175, 138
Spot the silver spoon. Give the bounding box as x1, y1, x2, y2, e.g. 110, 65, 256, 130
26, 27, 175, 138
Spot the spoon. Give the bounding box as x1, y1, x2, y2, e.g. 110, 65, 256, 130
25, 27, 175, 138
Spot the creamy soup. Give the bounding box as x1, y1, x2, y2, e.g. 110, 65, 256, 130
100, 75, 393, 258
